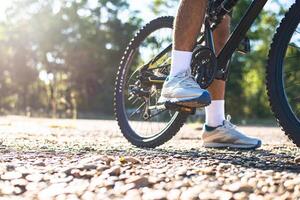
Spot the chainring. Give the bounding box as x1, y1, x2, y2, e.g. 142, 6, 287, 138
191, 45, 218, 89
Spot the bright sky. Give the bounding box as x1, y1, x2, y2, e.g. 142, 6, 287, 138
0, 1, 12, 21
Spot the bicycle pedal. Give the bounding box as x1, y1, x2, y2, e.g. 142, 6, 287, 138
164, 102, 196, 114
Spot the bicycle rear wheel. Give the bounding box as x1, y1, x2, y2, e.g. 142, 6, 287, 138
114, 16, 189, 148
267, 1, 300, 146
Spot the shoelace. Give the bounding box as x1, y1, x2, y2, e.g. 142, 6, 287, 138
175, 70, 198, 88
223, 115, 237, 129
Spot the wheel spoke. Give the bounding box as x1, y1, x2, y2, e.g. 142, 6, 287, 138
131, 97, 140, 105
129, 102, 146, 119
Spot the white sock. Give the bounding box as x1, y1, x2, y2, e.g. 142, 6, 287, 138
205, 100, 225, 127
169, 50, 193, 76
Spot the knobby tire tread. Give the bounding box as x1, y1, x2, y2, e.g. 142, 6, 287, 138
266, 1, 300, 147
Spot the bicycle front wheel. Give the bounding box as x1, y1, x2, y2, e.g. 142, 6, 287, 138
267, 1, 300, 146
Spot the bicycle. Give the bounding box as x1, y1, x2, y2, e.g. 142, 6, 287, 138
114, 0, 300, 148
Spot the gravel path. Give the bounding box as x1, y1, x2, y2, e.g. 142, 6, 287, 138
0, 116, 299, 200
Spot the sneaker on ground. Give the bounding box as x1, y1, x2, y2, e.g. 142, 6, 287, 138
158, 69, 211, 108
202, 116, 262, 149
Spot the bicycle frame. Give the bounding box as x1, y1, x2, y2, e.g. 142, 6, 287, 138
213, 0, 268, 79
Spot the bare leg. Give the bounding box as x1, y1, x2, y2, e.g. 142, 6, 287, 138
174, 0, 207, 51
173, 0, 229, 100
205, 16, 231, 127
208, 15, 231, 100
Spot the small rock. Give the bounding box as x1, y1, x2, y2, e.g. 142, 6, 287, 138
199, 167, 215, 175
26, 174, 44, 182
0, 184, 15, 195
294, 156, 300, 163
142, 189, 167, 200
83, 164, 97, 170
6, 165, 15, 171
167, 189, 181, 200
176, 167, 188, 176
217, 163, 232, 170
125, 176, 149, 188
102, 156, 114, 165
38, 183, 67, 199
283, 179, 300, 191
34, 161, 46, 167
120, 183, 136, 193
1, 172, 22, 180
233, 192, 248, 200
215, 190, 233, 200
180, 186, 202, 200
97, 165, 109, 172
11, 178, 28, 187
124, 189, 142, 200
70, 169, 81, 178
105, 166, 121, 176
227, 182, 253, 193
198, 191, 215, 200
122, 156, 142, 164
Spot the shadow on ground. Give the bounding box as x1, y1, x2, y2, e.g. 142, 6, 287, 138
99, 145, 300, 173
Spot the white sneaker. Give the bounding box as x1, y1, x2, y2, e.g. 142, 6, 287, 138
202, 116, 262, 149
158, 70, 211, 107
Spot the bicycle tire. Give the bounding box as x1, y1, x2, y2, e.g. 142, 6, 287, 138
266, 1, 300, 146
114, 16, 189, 148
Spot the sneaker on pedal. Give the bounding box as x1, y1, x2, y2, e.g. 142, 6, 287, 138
202, 116, 262, 149
158, 70, 211, 107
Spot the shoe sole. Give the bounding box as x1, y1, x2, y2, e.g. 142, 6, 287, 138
174, 100, 210, 108
202, 140, 262, 150
158, 91, 211, 108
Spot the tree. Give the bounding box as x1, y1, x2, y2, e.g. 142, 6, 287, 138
0, 0, 141, 117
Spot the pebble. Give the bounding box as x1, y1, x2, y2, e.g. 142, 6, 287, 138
198, 191, 215, 200
233, 192, 248, 200
0, 121, 299, 199
1, 172, 22, 180
105, 166, 121, 176
26, 174, 44, 182
124, 189, 141, 200
121, 156, 142, 164
142, 189, 167, 200
180, 186, 202, 200
226, 182, 253, 193
215, 190, 233, 200
82, 164, 97, 170
295, 156, 300, 163
33, 161, 46, 167
198, 167, 215, 175
167, 189, 181, 200
125, 176, 149, 188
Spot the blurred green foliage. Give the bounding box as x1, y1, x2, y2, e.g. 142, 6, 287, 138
0, 0, 292, 119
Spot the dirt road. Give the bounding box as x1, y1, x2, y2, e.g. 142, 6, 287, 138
0, 116, 299, 199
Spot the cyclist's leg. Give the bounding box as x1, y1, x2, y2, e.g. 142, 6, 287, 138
173, 0, 207, 51
205, 15, 230, 127
159, 0, 210, 106
203, 15, 261, 149
170, 0, 207, 76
